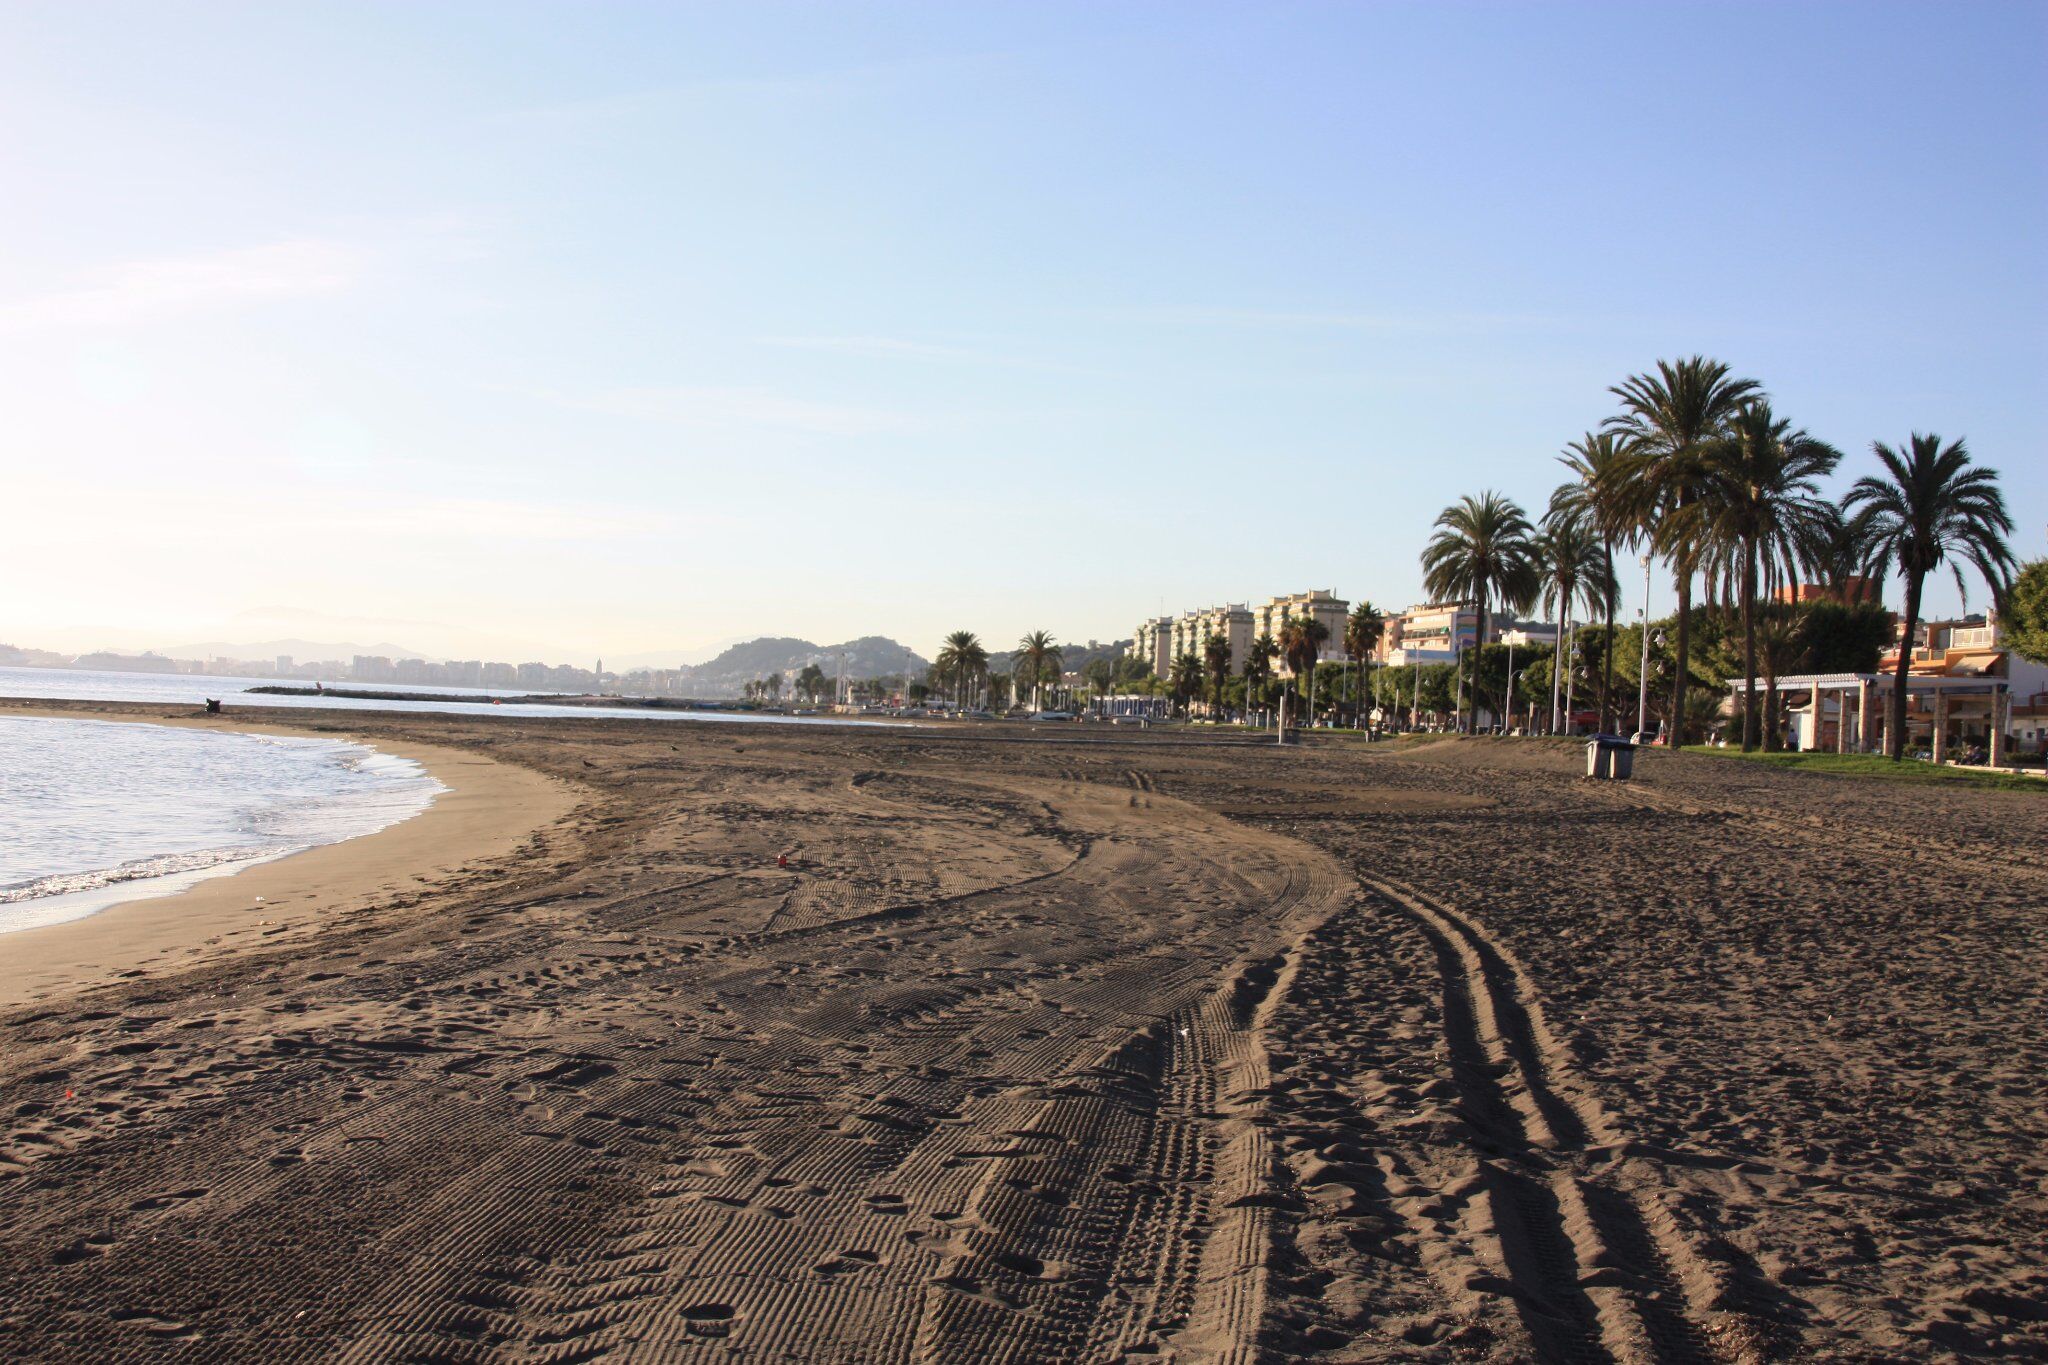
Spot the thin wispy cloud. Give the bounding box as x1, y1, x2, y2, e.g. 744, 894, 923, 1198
0, 239, 370, 332
6, 474, 672, 549
1075, 304, 1604, 336
761, 335, 987, 362
338, 497, 672, 542
759, 334, 1103, 377
499, 53, 1002, 131
554, 384, 926, 437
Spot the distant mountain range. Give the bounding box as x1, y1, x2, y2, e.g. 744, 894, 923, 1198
681, 636, 929, 697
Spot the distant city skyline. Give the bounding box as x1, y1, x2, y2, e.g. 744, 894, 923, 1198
4, 2, 2042, 658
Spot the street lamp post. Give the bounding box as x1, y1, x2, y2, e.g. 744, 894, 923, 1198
1505, 637, 1514, 733
1637, 554, 1654, 740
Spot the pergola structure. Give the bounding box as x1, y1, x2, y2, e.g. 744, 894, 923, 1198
1724, 671, 2015, 765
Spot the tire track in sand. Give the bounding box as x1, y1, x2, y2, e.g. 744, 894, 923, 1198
1256, 871, 1773, 1363
1375, 876, 1772, 1363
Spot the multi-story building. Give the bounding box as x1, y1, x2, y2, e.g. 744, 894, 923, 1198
1254, 590, 1350, 676
1772, 578, 1882, 606
1376, 603, 1481, 665
1376, 604, 1559, 665
1495, 622, 1559, 649
482, 661, 518, 688
1170, 603, 1255, 675
1130, 616, 1174, 679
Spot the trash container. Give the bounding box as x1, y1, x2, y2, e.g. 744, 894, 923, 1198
1585, 734, 1636, 780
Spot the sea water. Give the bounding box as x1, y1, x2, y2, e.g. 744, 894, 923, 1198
0, 716, 444, 932
0, 665, 895, 727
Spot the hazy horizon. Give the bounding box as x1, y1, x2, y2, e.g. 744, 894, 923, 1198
5, 2, 2043, 662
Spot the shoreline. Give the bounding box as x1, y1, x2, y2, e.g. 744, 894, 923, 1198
0, 703, 583, 1009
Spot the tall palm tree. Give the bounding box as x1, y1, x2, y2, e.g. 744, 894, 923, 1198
1667, 403, 1841, 750
1606, 357, 1763, 743
1168, 651, 1203, 717
1278, 614, 1331, 723
1533, 512, 1611, 733
1345, 601, 1385, 726
1243, 632, 1276, 718
934, 630, 988, 711
1421, 492, 1539, 734
1202, 633, 1232, 717
1553, 431, 1640, 731
1846, 434, 2016, 760
1015, 630, 1062, 711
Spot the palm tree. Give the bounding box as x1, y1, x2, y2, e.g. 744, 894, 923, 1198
1846, 434, 2016, 760
1805, 503, 1886, 605
934, 631, 988, 711
1667, 403, 1841, 750
1421, 492, 1539, 734
1753, 602, 1809, 749
1199, 633, 1231, 717
1244, 633, 1277, 719
1606, 357, 1763, 744
1168, 651, 1203, 717
1533, 511, 1611, 734
1554, 431, 1640, 731
1278, 614, 1330, 723
1345, 601, 1385, 726
1015, 630, 1062, 711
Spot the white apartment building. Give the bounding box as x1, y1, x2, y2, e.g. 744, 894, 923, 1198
1130, 616, 1175, 678
1375, 604, 1556, 666
1170, 604, 1255, 675
1254, 590, 1351, 676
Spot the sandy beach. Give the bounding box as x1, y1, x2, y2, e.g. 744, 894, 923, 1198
1, 699, 2042, 1361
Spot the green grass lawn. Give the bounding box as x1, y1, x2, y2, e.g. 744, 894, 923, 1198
1680, 746, 2048, 793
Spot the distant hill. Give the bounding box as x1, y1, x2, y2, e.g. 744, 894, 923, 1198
679, 636, 929, 697
990, 638, 1128, 677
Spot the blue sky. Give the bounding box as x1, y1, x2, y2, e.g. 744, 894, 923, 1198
3, 1, 2041, 664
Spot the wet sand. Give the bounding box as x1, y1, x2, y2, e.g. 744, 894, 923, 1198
0, 702, 2041, 1361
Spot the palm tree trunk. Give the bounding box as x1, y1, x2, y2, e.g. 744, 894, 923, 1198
1741, 548, 1759, 752
1670, 565, 1693, 746
1549, 623, 1561, 734
1600, 540, 1616, 732
1890, 574, 1922, 761
1765, 668, 1780, 751
1565, 619, 1577, 733
1471, 597, 1488, 735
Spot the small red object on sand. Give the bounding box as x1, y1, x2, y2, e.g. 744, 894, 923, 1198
65, 1089, 74, 1099
777, 853, 789, 868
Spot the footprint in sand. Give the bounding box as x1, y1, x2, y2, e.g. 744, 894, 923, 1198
680, 1302, 739, 1338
